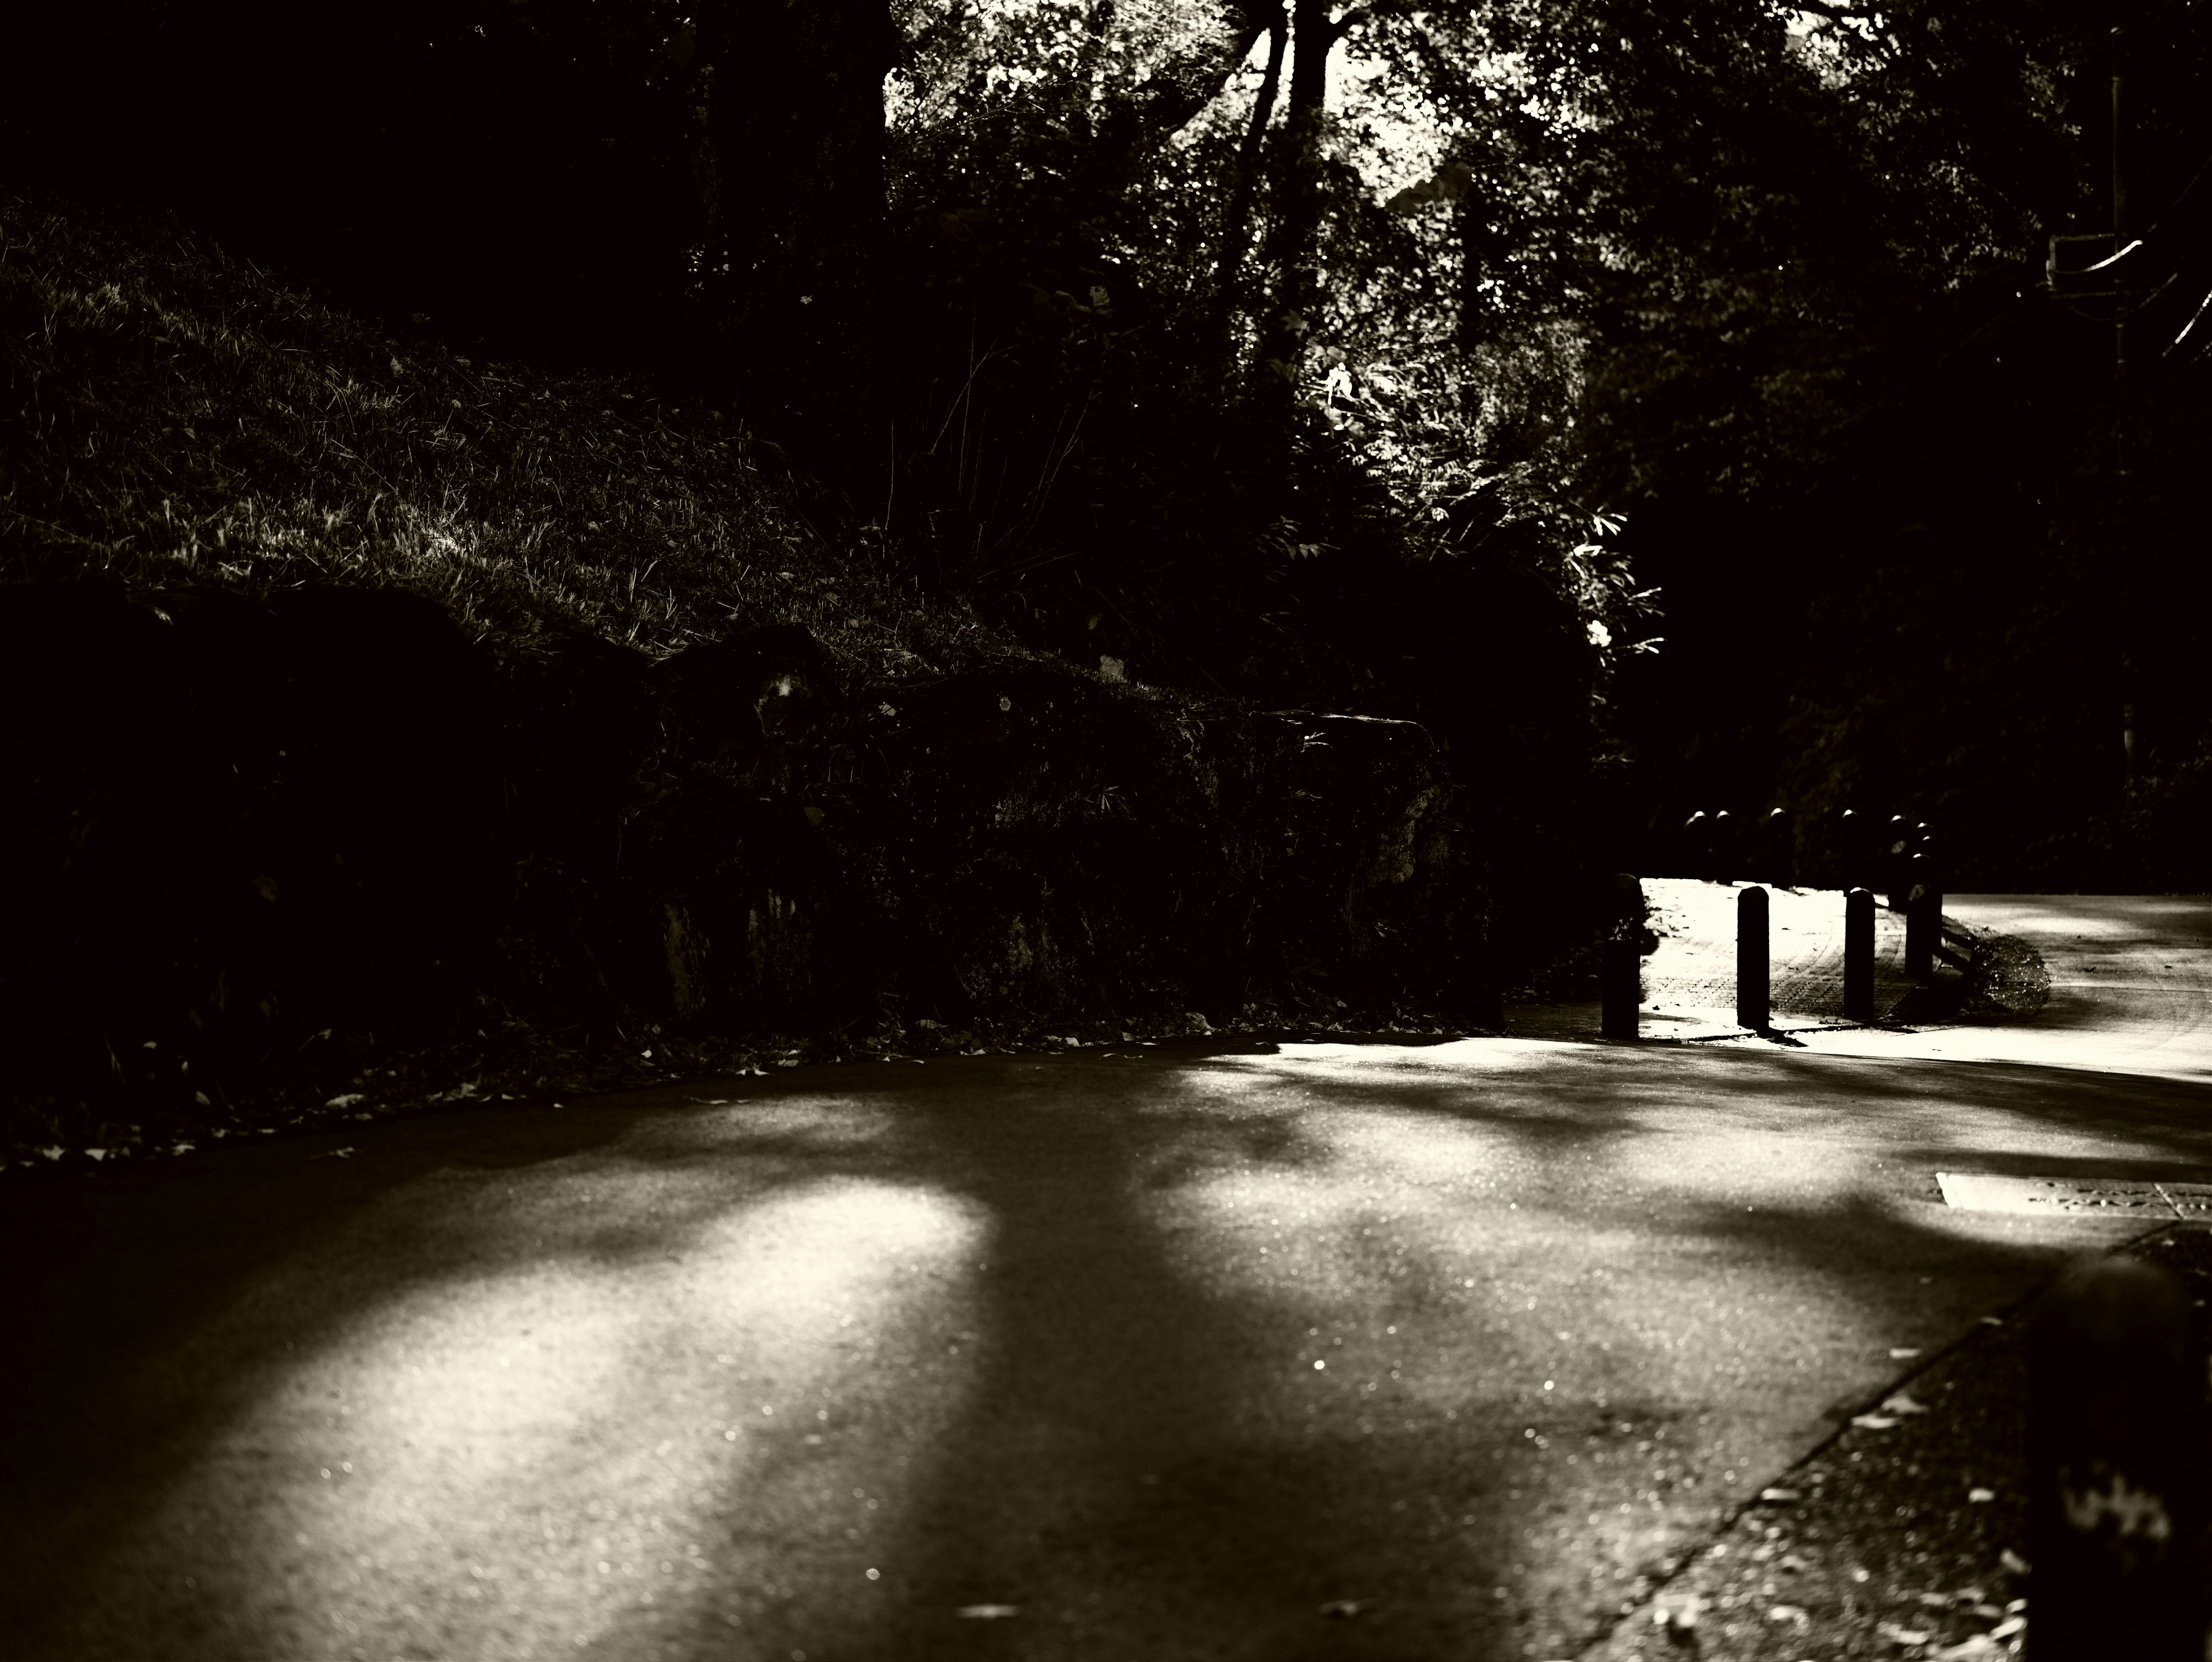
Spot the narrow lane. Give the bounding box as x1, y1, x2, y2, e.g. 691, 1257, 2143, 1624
8, 1013, 2210, 1661
1791, 895, 2212, 1081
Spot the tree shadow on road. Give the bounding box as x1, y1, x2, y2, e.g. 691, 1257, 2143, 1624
7, 1036, 2205, 1661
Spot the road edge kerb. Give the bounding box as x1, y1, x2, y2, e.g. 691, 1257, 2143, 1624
1570, 1216, 2185, 1662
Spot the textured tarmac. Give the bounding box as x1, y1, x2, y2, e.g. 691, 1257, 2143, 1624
10, 928, 2211, 1662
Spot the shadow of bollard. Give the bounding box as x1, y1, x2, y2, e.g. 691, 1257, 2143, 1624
2028, 1255, 2209, 1660
1844, 887, 1875, 1023
1601, 872, 1643, 1041
1736, 885, 1768, 1031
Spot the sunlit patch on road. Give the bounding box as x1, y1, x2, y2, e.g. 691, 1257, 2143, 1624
71, 1167, 991, 1660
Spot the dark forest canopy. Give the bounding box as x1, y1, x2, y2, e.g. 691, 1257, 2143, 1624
7, 0, 2212, 886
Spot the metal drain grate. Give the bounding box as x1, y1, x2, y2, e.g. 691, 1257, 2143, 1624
1937, 1172, 2212, 1220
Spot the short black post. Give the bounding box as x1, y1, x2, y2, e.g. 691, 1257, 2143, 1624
1736, 885, 1768, 1031
1904, 853, 1940, 979
1682, 809, 1710, 880
1884, 814, 1913, 910
1712, 808, 1737, 885
1836, 806, 1866, 891
2028, 1256, 2209, 1660
1762, 807, 1794, 888
1601, 873, 1642, 1040
1843, 887, 1874, 1023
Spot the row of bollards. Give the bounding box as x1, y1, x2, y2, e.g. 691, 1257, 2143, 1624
1600, 879, 1932, 1041
1677, 804, 1940, 903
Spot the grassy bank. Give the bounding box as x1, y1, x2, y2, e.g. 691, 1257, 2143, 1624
2, 193, 1495, 1171
0, 191, 1022, 682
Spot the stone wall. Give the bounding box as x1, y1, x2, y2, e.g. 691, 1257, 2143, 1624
1, 580, 1493, 1130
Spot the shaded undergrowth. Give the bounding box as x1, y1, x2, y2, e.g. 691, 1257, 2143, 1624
0, 190, 1033, 686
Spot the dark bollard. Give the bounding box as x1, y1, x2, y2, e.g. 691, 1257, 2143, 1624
2028, 1256, 2209, 1660
1904, 853, 1941, 979
1601, 873, 1643, 1040
1712, 808, 1737, 885
1760, 806, 1795, 888
1884, 814, 1913, 910
1682, 809, 1711, 880
1736, 885, 1768, 1031
1836, 807, 1864, 890
1843, 887, 1875, 1023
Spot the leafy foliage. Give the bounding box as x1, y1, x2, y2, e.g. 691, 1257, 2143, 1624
22, 0, 2210, 891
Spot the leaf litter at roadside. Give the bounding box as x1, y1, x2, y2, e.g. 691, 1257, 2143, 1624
1584, 1225, 2212, 1661
2, 994, 1480, 1178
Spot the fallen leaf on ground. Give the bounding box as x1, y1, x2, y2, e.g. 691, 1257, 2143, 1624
314, 1146, 357, 1160
1968, 1486, 1995, 1503
1889, 1347, 1922, 1359
1852, 1414, 1899, 1429
1759, 1486, 1802, 1503
325, 1092, 366, 1109
1998, 1550, 2030, 1576
1877, 1622, 1931, 1646
956, 1605, 1018, 1619
1880, 1391, 1930, 1414
1932, 1637, 2005, 1660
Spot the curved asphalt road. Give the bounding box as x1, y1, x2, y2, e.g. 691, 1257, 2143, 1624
4, 898, 2210, 1662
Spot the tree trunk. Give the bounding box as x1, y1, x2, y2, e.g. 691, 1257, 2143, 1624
1454, 172, 1506, 425
1257, 0, 1339, 391
1211, 2, 1287, 378
704, 0, 890, 518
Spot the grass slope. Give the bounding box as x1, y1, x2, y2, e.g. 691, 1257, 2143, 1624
0, 190, 1021, 682
1, 192, 1483, 1172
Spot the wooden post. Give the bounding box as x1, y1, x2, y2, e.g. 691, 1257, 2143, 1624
2028, 1255, 2209, 1659
1736, 885, 1768, 1032
1844, 887, 1874, 1023
1601, 873, 1642, 1041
